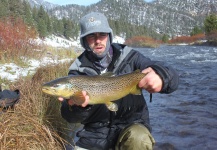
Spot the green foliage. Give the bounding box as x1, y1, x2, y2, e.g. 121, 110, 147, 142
190, 26, 203, 36
162, 34, 169, 43
37, 18, 48, 38
62, 17, 73, 39
204, 14, 217, 42
109, 19, 161, 40
8, 0, 24, 18
204, 14, 217, 34
36, 6, 48, 38
53, 18, 64, 35
0, 0, 9, 18
22, 0, 35, 27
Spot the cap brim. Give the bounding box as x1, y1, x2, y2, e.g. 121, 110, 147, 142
80, 28, 112, 38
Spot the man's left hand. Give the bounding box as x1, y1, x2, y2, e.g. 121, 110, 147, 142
138, 67, 163, 93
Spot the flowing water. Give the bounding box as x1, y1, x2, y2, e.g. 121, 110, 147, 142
137, 45, 217, 150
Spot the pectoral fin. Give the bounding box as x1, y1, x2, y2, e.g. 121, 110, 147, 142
71, 91, 86, 105
130, 85, 142, 95
105, 102, 118, 111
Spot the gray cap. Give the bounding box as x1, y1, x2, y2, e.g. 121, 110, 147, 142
79, 12, 113, 48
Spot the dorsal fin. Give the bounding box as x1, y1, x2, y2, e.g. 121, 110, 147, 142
100, 72, 115, 77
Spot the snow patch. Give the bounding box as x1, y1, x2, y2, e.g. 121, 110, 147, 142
0, 35, 125, 82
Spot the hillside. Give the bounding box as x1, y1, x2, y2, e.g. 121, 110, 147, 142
28, 0, 217, 37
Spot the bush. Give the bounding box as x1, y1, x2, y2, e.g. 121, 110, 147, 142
168, 34, 205, 44
124, 36, 161, 48
0, 17, 37, 62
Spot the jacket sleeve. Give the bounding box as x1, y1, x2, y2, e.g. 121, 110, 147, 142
61, 99, 93, 123
134, 50, 179, 94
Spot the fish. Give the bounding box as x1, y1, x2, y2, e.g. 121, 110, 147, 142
42, 70, 147, 111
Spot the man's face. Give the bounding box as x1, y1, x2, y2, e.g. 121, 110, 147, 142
85, 32, 108, 56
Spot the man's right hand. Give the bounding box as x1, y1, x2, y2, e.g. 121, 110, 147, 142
58, 91, 89, 107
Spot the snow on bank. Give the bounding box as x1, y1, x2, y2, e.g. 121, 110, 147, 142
0, 57, 72, 82
35, 35, 125, 48
113, 36, 125, 44
35, 35, 82, 48
0, 35, 125, 82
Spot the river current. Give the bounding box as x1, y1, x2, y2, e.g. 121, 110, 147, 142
137, 45, 217, 150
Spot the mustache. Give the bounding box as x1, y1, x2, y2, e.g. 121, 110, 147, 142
93, 44, 105, 48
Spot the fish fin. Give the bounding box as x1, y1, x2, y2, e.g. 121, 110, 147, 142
130, 86, 142, 95
105, 102, 118, 111
134, 69, 141, 73
100, 72, 115, 77
71, 91, 86, 105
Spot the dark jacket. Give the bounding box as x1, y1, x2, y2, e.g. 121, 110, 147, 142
61, 43, 179, 150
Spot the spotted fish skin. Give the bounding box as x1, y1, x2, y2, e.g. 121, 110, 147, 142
42, 70, 147, 111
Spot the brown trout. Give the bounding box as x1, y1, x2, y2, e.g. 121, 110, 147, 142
42, 70, 147, 111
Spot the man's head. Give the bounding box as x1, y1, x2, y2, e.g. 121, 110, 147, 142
79, 12, 113, 58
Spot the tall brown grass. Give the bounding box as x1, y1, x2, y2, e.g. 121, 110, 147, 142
0, 61, 76, 149
168, 33, 205, 44
124, 36, 161, 48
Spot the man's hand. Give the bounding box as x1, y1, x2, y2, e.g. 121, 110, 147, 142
58, 91, 89, 107
138, 67, 163, 93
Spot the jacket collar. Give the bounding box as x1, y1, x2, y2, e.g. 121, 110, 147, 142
78, 43, 125, 73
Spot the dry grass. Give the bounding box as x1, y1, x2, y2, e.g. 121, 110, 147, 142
124, 36, 161, 48
0, 111, 64, 150
0, 61, 76, 150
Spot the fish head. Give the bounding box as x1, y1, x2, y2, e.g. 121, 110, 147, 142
42, 76, 78, 99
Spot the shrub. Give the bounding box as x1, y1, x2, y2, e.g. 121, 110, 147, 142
124, 36, 161, 48
0, 17, 37, 62
168, 34, 205, 44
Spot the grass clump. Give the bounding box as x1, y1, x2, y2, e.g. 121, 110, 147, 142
0, 61, 76, 150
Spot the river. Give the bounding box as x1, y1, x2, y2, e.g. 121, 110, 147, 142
137, 45, 217, 150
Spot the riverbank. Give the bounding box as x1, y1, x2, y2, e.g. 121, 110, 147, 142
192, 40, 217, 47
167, 40, 217, 47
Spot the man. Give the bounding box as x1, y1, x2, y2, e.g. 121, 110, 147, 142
59, 12, 179, 150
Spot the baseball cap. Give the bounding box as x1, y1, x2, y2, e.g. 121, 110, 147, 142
79, 12, 113, 48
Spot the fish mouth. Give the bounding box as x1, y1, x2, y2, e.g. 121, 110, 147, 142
42, 87, 69, 98
42, 87, 49, 92
42, 87, 56, 95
